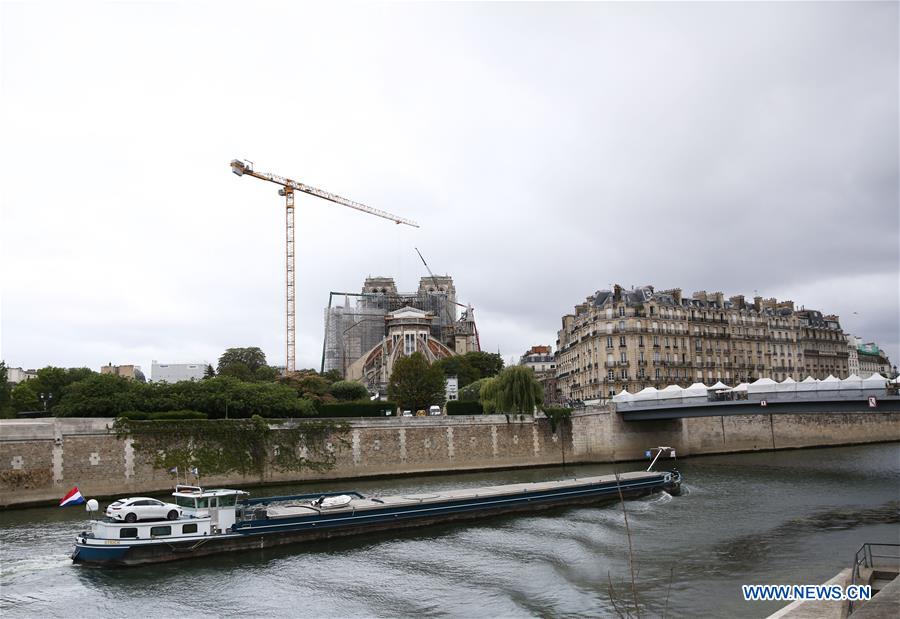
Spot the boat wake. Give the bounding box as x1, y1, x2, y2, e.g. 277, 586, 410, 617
0, 554, 71, 580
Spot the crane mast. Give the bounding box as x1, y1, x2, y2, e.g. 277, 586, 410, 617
231, 159, 418, 373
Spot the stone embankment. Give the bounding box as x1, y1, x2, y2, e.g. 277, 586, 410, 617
2, 404, 898, 507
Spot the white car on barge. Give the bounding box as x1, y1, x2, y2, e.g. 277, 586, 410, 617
72, 464, 682, 566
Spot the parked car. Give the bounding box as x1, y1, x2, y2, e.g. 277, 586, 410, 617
401, 410, 413, 417
106, 497, 182, 523
428, 405, 442, 416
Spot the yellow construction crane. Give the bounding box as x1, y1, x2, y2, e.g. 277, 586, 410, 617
230, 159, 419, 373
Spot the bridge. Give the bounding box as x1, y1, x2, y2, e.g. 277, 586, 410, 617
616, 396, 900, 421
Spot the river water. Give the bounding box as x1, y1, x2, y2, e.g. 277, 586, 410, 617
1, 443, 898, 618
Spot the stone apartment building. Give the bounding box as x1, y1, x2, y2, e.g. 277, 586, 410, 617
555, 285, 849, 403
856, 342, 893, 378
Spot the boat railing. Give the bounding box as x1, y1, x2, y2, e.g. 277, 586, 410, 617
241, 491, 366, 507
848, 542, 900, 613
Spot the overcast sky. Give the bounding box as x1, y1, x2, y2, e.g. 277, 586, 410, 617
1, 1, 898, 376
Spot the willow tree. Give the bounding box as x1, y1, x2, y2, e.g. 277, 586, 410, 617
480, 366, 543, 414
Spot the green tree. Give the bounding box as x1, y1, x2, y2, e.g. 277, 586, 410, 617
53, 373, 136, 417
321, 369, 343, 383
480, 366, 543, 414
10, 381, 39, 413
433, 356, 479, 387
253, 365, 280, 382
463, 352, 504, 380
329, 380, 369, 402
203, 364, 216, 379
279, 370, 335, 405
458, 377, 491, 402
219, 362, 253, 381
0, 361, 11, 418
387, 352, 447, 411
479, 377, 500, 413
217, 347, 267, 373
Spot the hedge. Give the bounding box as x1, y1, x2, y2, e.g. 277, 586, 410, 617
118, 410, 208, 420
446, 400, 484, 415
149, 410, 208, 420
315, 401, 398, 417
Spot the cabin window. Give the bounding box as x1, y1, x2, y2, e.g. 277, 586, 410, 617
175, 496, 196, 509
150, 526, 172, 537
119, 528, 138, 538
182, 523, 198, 534
218, 495, 236, 507
196, 498, 209, 509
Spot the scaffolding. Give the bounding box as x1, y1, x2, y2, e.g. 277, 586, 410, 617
321, 277, 472, 377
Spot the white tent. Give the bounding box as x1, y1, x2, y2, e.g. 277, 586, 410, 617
839, 374, 863, 390
775, 376, 797, 393
658, 385, 684, 400
708, 381, 731, 391
796, 376, 818, 392
748, 377, 778, 394
633, 387, 660, 402
612, 389, 634, 403
817, 375, 842, 391
733, 382, 749, 392
683, 382, 708, 397
861, 373, 888, 390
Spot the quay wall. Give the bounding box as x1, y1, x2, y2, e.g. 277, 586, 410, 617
2, 408, 899, 507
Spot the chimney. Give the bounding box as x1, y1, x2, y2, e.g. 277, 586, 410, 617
729, 295, 745, 309
753, 296, 762, 312
614, 284, 622, 303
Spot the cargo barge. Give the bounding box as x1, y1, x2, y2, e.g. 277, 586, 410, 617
72, 466, 682, 566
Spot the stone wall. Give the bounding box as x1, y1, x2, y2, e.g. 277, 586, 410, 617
2, 406, 898, 508
0, 415, 570, 507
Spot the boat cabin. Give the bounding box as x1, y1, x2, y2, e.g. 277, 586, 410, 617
171, 485, 248, 532
92, 517, 213, 541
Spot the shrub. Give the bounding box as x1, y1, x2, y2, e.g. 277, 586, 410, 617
117, 410, 149, 420
328, 380, 370, 402
446, 400, 484, 415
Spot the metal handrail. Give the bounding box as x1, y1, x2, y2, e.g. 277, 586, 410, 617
849, 542, 900, 613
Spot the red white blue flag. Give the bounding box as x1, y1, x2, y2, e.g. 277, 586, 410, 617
59, 487, 85, 507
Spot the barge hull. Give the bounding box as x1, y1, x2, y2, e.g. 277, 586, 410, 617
73, 477, 677, 566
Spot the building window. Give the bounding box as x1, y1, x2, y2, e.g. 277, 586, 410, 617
639, 335, 644, 347
607, 336, 613, 348
607, 370, 614, 380
620, 352, 626, 363
404, 333, 416, 355
619, 336, 626, 346
655, 369, 661, 379
619, 306, 626, 317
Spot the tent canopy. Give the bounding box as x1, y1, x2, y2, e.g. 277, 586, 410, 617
612, 389, 634, 402
633, 387, 659, 401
